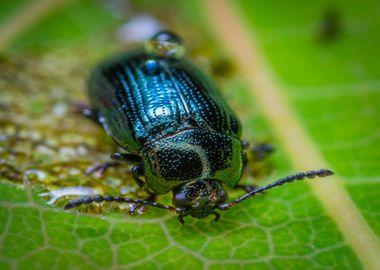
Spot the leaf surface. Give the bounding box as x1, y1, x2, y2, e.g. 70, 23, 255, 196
0, 0, 379, 269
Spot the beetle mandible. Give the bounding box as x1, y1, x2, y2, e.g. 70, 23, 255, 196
65, 31, 333, 223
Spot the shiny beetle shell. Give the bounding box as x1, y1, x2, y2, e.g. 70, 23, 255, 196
88, 40, 244, 194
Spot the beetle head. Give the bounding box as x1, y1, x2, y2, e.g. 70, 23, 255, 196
172, 180, 228, 219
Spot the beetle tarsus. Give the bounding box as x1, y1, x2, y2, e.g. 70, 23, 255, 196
178, 215, 185, 224
129, 204, 146, 215
128, 193, 156, 215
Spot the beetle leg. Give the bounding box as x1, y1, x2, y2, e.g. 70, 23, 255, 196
85, 161, 119, 177
145, 193, 156, 202
239, 148, 259, 193
74, 103, 101, 125
131, 164, 146, 189
85, 152, 142, 178
242, 141, 274, 180
128, 204, 146, 215
130, 164, 158, 214
128, 193, 156, 215
251, 143, 275, 161
213, 211, 220, 222
242, 151, 248, 167
178, 214, 185, 224
111, 152, 142, 163
242, 140, 274, 161
241, 140, 250, 150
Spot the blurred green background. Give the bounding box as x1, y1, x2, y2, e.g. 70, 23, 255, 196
0, 0, 379, 269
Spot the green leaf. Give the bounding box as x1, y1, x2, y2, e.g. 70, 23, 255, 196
0, 0, 379, 269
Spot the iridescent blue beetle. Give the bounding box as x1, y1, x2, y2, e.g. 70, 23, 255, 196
65, 31, 333, 223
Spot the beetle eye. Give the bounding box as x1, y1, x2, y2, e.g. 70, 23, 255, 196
218, 190, 228, 203
173, 192, 188, 207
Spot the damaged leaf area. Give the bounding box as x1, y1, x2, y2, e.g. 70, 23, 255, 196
0, 0, 379, 269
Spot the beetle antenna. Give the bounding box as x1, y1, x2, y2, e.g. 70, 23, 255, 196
64, 195, 176, 212
218, 169, 334, 210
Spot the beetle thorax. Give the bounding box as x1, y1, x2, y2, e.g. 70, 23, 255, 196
141, 128, 243, 194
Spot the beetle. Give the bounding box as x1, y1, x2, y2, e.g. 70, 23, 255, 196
64, 31, 333, 223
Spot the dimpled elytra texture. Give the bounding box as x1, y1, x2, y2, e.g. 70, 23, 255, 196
89, 50, 241, 150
